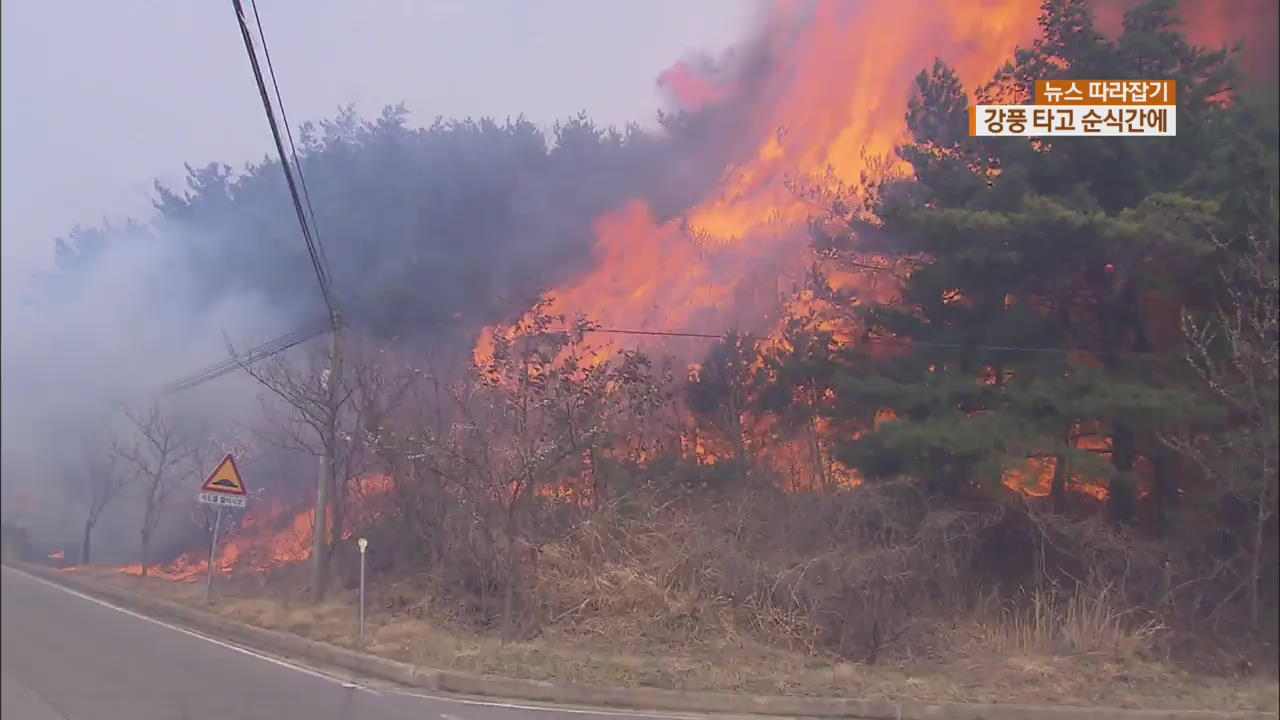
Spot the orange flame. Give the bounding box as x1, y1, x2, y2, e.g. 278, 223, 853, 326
476, 1, 1042, 492
120, 475, 393, 581
488, 0, 1039, 347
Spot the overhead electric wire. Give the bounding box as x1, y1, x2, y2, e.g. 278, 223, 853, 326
161, 321, 328, 395
246, 0, 333, 283
230, 0, 336, 323
158, 2, 339, 398
571, 327, 1161, 357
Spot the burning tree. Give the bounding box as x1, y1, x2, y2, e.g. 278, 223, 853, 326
470, 304, 663, 640
368, 303, 666, 640
685, 331, 756, 470
805, 5, 1233, 515
754, 314, 843, 491
112, 403, 203, 577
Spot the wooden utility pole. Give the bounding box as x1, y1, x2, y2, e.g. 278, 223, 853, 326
311, 315, 341, 602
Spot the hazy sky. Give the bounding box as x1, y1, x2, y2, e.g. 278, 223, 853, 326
0, 0, 758, 298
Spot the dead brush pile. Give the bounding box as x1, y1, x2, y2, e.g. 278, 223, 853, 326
532, 481, 1006, 663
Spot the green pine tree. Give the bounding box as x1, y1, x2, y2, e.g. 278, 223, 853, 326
809, 0, 1258, 524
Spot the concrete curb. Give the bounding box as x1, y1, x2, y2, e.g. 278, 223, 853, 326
9, 562, 1275, 720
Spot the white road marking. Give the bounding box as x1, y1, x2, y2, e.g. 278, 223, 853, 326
5, 567, 371, 691
7, 566, 726, 720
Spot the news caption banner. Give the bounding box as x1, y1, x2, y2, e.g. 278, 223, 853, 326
971, 79, 1176, 137
198, 453, 249, 508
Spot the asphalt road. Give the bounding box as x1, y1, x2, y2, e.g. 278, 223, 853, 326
0, 566, 720, 720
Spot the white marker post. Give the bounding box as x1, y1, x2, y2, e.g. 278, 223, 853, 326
357, 537, 368, 647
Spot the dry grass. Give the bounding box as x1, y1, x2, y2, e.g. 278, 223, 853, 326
78, 566, 1279, 712
61, 483, 1277, 712
977, 585, 1167, 658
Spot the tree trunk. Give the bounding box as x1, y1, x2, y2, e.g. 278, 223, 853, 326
500, 548, 519, 644
1110, 424, 1138, 524
589, 446, 603, 501
1148, 445, 1175, 536
726, 389, 747, 470
139, 528, 151, 578
808, 410, 828, 491
1250, 506, 1266, 629
1049, 452, 1069, 512
81, 520, 93, 566
499, 477, 529, 645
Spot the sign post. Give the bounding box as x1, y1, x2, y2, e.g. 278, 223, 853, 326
357, 537, 368, 647
205, 505, 223, 603
197, 454, 250, 602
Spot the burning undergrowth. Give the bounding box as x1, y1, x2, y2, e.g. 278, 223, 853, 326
17, 0, 1274, 678
121, 474, 393, 582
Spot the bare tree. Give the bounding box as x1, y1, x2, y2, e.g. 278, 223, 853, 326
79, 443, 124, 565
239, 332, 412, 600
472, 304, 663, 641
112, 403, 201, 577
341, 342, 418, 541
1164, 215, 1278, 629
241, 336, 347, 601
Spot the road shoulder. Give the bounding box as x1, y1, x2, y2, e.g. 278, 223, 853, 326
7, 562, 1275, 720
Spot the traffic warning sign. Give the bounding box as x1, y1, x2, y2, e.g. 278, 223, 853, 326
200, 454, 247, 496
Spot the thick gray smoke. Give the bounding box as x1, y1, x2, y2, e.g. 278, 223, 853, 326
0, 218, 292, 562
0, 3, 786, 564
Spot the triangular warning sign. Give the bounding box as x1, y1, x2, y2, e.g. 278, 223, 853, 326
200, 454, 247, 495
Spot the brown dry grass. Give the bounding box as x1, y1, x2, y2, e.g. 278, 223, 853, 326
80, 566, 1278, 712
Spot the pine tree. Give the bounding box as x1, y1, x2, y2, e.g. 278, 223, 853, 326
812, 0, 1253, 523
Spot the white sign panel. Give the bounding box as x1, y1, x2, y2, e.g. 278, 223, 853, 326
198, 492, 247, 508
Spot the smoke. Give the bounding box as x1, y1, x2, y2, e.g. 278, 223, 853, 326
0, 17, 785, 563
0, 217, 298, 561
1092, 0, 1279, 83
7, 0, 1272, 566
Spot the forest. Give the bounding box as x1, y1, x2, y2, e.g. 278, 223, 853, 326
10, 0, 1278, 694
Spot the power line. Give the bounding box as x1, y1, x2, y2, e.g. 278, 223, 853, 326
157, 3, 339, 398
571, 327, 1162, 357
161, 321, 328, 395
246, 0, 333, 284
230, 0, 336, 323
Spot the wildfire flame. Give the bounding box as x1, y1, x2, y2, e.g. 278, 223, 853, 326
99, 1, 1263, 580
501, 1, 1040, 346
120, 475, 391, 581
475, 0, 1042, 490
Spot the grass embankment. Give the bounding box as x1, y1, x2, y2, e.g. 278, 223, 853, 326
69, 566, 1278, 712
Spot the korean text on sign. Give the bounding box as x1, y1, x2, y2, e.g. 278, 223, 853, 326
970, 105, 1175, 137
1035, 79, 1175, 106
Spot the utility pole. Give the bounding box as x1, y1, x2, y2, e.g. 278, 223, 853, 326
311, 313, 341, 602
231, 0, 340, 603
